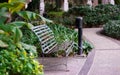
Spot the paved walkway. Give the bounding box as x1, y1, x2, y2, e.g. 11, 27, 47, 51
83, 28, 120, 75
38, 57, 86, 75
39, 28, 120, 75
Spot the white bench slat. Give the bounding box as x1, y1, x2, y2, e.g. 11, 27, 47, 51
32, 24, 57, 54
37, 31, 53, 38
43, 42, 57, 54
42, 38, 56, 49
40, 33, 53, 41
33, 25, 48, 30
41, 36, 54, 44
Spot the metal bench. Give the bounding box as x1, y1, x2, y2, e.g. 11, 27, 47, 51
31, 24, 74, 71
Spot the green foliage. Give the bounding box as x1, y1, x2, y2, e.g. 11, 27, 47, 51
0, 49, 43, 75
115, 0, 120, 4
0, 1, 44, 75
83, 40, 93, 55
103, 20, 120, 39
17, 11, 53, 24
0, 23, 43, 75
62, 4, 120, 27
45, 2, 56, 12
0, 7, 9, 24
45, 1, 63, 12
0, 0, 26, 14
48, 11, 64, 18
0, 40, 8, 48
21, 27, 42, 56
48, 23, 93, 55
48, 23, 77, 44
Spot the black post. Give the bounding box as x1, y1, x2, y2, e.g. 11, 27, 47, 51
75, 17, 83, 55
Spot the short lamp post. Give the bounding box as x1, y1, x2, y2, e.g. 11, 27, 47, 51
75, 17, 83, 55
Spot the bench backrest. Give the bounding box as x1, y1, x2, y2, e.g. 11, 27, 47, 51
31, 24, 57, 54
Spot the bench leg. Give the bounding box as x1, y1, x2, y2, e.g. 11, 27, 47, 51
41, 53, 45, 65
65, 56, 69, 72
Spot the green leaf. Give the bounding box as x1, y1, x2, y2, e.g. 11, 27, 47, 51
21, 42, 37, 56
0, 40, 8, 48
27, 63, 33, 70
17, 11, 38, 21
26, 23, 34, 29
17, 11, 53, 23
0, 29, 5, 34
0, 7, 8, 24
9, 2, 25, 13
0, 3, 13, 8
38, 14, 53, 23
8, 0, 26, 3
9, 21, 26, 28
9, 21, 34, 29
12, 27, 23, 43
0, 24, 13, 32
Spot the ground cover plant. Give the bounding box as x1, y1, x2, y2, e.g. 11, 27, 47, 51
47, 23, 93, 55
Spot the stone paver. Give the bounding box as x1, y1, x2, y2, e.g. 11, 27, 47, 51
83, 28, 120, 75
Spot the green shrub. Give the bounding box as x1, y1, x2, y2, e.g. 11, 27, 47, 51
62, 4, 120, 27
103, 20, 120, 39
0, 48, 43, 75
21, 28, 42, 56
63, 5, 93, 27
0, 1, 45, 75
47, 11, 64, 18
95, 4, 120, 19
83, 40, 93, 55
0, 23, 44, 75
115, 0, 120, 4
67, 5, 92, 16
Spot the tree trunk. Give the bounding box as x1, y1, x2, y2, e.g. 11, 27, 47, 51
55, 0, 61, 8
81, 0, 88, 5
39, 0, 45, 15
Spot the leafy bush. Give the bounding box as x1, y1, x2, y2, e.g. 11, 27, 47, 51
21, 28, 42, 56
47, 11, 64, 18
95, 4, 120, 20
45, 2, 56, 12
0, 47, 43, 75
62, 4, 120, 27
66, 5, 92, 16
48, 23, 78, 43
103, 20, 120, 39
0, 1, 44, 75
83, 40, 93, 55
0, 21, 44, 75
115, 0, 120, 4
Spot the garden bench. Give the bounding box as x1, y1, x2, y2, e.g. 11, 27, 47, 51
31, 24, 74, 70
